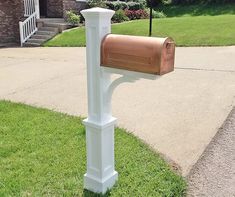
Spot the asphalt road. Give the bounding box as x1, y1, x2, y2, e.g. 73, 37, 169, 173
187, 107, 235, 197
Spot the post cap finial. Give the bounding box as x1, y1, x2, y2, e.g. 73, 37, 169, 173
81, 7, 115, 19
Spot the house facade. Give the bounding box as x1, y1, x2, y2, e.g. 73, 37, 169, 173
0, 0, 24, 45
40, 0, 86, 18
0, 0, 86, 46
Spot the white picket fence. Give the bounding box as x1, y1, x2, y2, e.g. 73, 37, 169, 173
24, 0, 40, 18
19, 12, 38, 46
24, 0, 35, 16
19, 0, 40, 46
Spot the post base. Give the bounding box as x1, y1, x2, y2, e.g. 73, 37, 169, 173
84, 171, 118, 194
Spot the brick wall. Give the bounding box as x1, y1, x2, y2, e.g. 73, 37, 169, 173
0, 0, 24, 44
63, 0, 87, 17
47, 0, 63, 17
46, 0, 86, 18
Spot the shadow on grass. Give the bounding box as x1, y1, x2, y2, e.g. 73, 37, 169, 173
157, 3, 235, 17
83, 189, 111, 197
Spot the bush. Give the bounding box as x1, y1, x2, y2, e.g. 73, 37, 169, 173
66, 11, 80, 26
106, 1, 145, 11
106, 1, 128, 10
153, 10, 167, 18
87, 0, 107, 8
125, 9, 149, 20
112, 9, 130, 23
127, 2, 145, 10
145, 8, 167, 18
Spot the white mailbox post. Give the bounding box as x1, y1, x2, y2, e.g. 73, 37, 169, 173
81, 7, 174, 194
81, 8, 118, 194
81, 7, 157, 194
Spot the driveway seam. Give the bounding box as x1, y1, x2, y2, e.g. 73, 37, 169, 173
175, 67, 235, 73
3, 72, 80, 97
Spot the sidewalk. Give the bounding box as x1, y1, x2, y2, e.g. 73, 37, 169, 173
0, 46, 235, 176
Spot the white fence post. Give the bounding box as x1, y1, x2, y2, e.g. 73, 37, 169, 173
20, 0, 38, 46
19, 22, 24, 47
19, 12, 38, 46
81, 8, 117, 194
35, 0, 40, 19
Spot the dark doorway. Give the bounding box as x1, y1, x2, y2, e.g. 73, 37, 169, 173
39, 0, 47, 17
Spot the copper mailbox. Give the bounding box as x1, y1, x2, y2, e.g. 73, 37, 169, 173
101, 34, 175, 75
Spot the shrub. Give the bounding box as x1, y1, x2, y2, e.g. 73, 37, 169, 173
106, 1, 128, 10
153, 10, 167, 18
130, 0, 148, 7
145, 8, 167, 18
106, 1, 145, 11
87, 0, 107, 8
125, 9, 149, 20
127, 2, 145, 10
112, 9, 130, 23
66, 11, 80, 26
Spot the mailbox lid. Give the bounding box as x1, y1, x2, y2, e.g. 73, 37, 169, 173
101, 34, 175, 75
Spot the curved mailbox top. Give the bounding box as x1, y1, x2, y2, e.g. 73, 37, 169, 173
101, 34, 175, 75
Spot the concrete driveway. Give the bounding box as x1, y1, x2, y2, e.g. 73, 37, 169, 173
0, 47, 235, 176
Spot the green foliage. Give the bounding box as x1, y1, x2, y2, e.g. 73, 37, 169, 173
106, 1, 128, 11
87, 0, 107, 8
112, 10, 130, 23
0, 101, 186, 196
66, 11, 80, 26
146, 8, 167, 18
127, 1, 145, 10
106, 1, 145, 11
131, 0, 147, 7
153, 10, 167, 18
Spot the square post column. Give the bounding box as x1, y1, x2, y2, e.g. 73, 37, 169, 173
35, 0, 40, 19
81, 8, 117, 194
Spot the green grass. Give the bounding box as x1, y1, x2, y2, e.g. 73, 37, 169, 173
157, 3, 235, 17
0, 101, 186, 196
45, 14, 235, 47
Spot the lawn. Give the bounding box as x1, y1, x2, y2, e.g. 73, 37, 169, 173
45, 14, 235, 47
44, 4, 235, 47
157, 3, 235, 17
0, 101, 186, 196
